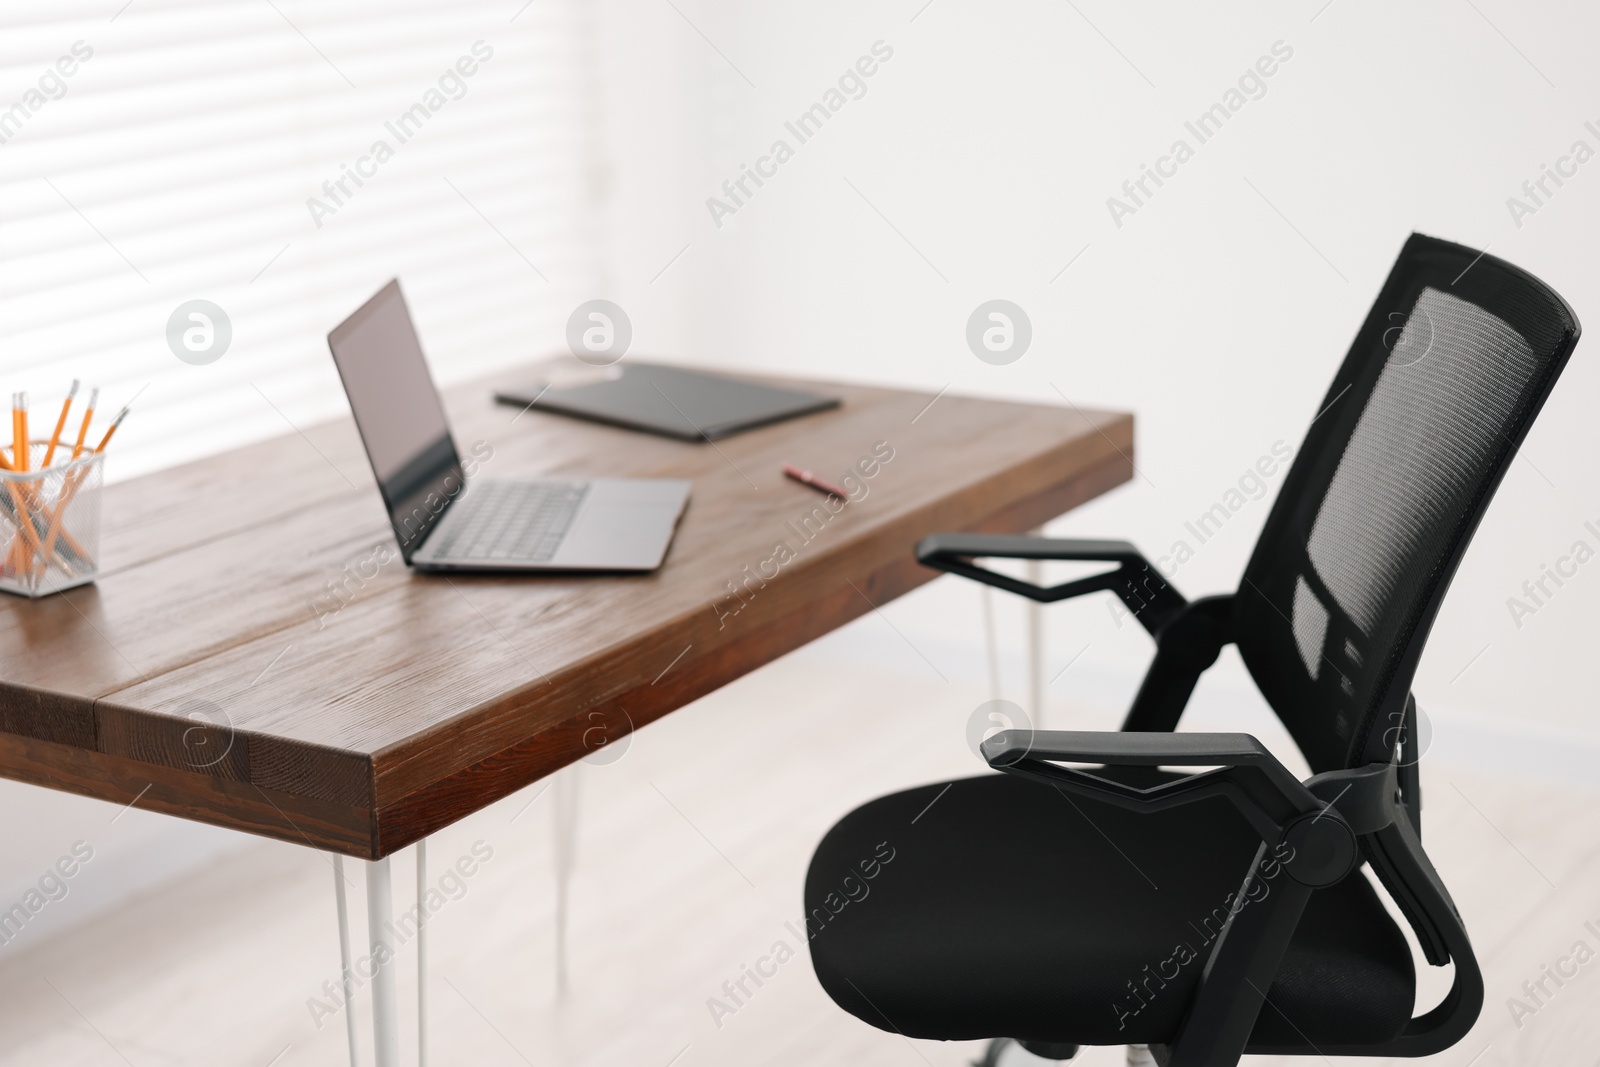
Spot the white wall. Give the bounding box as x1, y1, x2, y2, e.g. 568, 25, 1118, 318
596, 0, 1600, 738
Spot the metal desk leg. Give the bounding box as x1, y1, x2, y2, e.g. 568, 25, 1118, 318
553, 767, 581, 995
417, 840, 428, 1067
367, 856, 401, 1067
331, 856, 361, 1067
980, 538, 1045, 724
980, 585, 1001, 701
1026, 557, 1044, 724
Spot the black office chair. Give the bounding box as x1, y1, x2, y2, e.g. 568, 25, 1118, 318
802, 234, 1579, 1066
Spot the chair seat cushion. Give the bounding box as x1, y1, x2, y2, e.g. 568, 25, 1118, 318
804, 772, 1414, 1049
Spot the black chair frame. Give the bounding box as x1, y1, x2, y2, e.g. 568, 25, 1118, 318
810, 235, 1579, 1066
918, 532, 1485, 1066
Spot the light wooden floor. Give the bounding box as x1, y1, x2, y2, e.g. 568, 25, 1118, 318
0, 616, 1596, 1067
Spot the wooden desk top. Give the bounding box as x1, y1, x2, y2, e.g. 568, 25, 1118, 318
0, 364, 1133, 858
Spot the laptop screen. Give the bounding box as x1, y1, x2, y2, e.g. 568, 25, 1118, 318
327, 280, 463, 559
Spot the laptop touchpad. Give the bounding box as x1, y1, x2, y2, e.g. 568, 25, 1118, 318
551, 480, 688, 569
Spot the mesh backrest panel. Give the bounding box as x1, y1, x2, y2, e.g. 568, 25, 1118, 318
1307, 290, 1538, 636
1236, 235, 1578, 773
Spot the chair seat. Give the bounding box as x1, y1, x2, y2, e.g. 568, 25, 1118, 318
804, 772, 1414, 1050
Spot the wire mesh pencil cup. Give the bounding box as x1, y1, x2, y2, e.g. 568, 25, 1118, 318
0, 443, 104, 598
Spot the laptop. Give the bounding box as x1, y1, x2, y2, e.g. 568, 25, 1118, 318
327, 280, 690, 572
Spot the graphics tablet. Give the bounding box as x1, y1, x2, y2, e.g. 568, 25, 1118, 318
495, 363, 840, 442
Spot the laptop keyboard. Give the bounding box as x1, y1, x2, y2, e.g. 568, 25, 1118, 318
428, 481, 589, 563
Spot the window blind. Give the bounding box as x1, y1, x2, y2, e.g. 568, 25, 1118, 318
0, 0, 604, 481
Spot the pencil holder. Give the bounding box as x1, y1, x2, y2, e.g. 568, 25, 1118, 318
0, 444, 104, 598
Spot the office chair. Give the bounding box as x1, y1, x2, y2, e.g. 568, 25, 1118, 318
803, 234, 1580, 1066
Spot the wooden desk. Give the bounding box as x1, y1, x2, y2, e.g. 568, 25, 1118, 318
0, 366, 1133, 861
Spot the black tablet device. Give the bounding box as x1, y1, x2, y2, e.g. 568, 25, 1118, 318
495, 363, 840, 442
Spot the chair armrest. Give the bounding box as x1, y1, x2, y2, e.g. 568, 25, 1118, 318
915, 533, 1185, 634
981, 729, 1359, 887
983, 729, 1380, 1065
985, 728, 1285, 767
984, 741, 1448, 1063
918, 533, 1145, 563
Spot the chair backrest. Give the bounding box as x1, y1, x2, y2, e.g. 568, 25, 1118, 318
1234, 234, 1579, 774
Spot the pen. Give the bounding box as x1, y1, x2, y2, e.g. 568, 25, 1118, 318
42, 380, 78, 468
782, 463, 849, 500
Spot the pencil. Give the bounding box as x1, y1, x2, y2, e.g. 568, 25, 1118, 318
14, 392, 27, 472
34, 474, 87, 580
70, 387, 97, 460
34, 406, 122, 580
93, 406, 128, 453
0, 445, 15, 574
3, 481, 45, 575
0, 423, 13, 574
9, 392, 40, 572
41, 379, 78, 468
1, 423, 41, 575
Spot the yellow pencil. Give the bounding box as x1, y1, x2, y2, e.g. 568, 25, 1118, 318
70, 387, 97, 460
15, 392, 27, 472
4, 397, 38, 574
32, 404, 124, 579
3, 480, 44, 576
93, 406, 129, 453
0, 416, 13, 574
41, 379, 78, 468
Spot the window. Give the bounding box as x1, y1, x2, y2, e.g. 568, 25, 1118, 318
1, 0, 602, 480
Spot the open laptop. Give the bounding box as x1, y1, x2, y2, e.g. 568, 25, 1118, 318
327, 280, 690, 572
